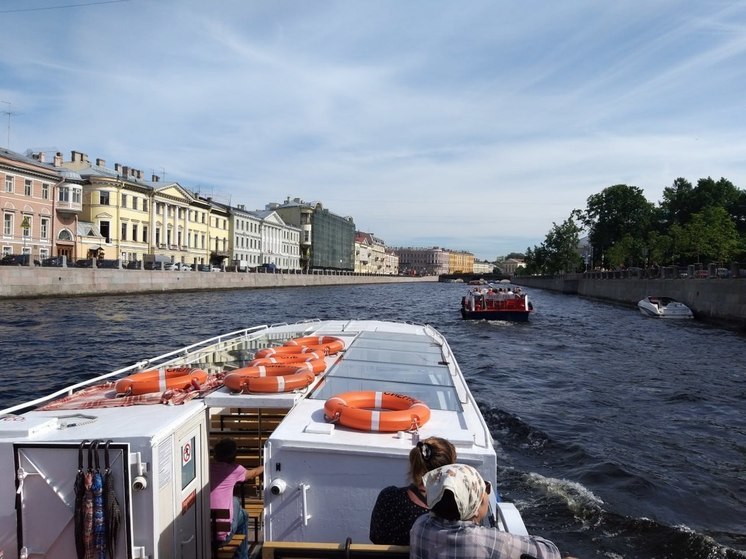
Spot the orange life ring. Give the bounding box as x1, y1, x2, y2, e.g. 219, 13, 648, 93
284, 336, 345, 355
223, 365, 315, 393
115, 366, 208, 396
323, 391, 431, 432
243, 358, 327, 375
248, 351, 325, 365
254, 344, 327, 358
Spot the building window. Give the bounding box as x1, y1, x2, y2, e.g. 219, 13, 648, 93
100, 191, 110, 205
3, 213, 11, 236
22, 216, 31, 238
42, 183, 49, 199
121, 223, 127, 241
24, 179, 32, 196
132, 224, 139, 242
121, 194, 128, 208
100, 221, 110, 243
132, 197, 138, 211
58, 186, 70, 202
142, 226, 148, 243
73, 187, 81, 204
4, 175, 13, 193
41, 218, 49, 240
142, 199, 148, 213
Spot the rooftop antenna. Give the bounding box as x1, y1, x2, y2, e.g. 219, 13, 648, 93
0, 100, 13, 148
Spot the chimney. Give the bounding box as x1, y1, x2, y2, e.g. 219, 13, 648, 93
54, 152, 63, 167
114, 163, 122, 173
151, 174, 160, 182
122, 165, 129, 178
136, 170, 142, 180
96, 158, 105, 167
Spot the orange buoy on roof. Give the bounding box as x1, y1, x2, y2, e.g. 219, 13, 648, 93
223, 365, 315, 393
248, 351, 325, 365
254, 345, 323, 358
323, 391, 430, 432
284, 336, 345, 355
244, 358, 327, 375
115, 367, 208, 396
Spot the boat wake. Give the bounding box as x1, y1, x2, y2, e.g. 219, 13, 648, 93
480, 406, 746, 558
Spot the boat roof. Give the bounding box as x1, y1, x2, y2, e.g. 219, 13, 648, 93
0, 320, 492, 450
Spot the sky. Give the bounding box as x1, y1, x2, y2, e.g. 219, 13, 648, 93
2, 1, 746, 261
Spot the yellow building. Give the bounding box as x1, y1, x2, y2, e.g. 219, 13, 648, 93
448, 250, 474, 274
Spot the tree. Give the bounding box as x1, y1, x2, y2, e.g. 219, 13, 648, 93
682, 206, 740, 264
575, 184, 655, 269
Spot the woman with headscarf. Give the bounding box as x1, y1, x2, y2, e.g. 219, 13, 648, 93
369, 437, 457, 545
410, 464, 574, 559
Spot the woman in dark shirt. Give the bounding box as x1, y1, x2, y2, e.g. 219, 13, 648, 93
369, 437, 457, 545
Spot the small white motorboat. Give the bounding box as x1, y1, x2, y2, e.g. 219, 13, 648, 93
638, 296, 694, 319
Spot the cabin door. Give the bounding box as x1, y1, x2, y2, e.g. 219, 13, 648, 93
174, 423, 206, 559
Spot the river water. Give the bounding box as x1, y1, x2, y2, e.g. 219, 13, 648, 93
0, 282, 743, 559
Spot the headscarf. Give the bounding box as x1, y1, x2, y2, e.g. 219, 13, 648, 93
423, 463, 485, 521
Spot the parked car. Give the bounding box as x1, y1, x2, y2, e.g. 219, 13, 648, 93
74, 258, 94, 268
259, 263, 277, 272
716, 267, 731, 278
41, 256, 66, 267
1, 254, 41, 266
177, 263, 193, 271
164, 262, 179, 271
125, 260, 142, 270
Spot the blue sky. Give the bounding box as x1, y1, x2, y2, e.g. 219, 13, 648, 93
2, 1, 746, 260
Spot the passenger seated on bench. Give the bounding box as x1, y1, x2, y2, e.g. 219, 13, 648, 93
369, 437, 456, 545
411, 464, 573, 559
210, 438, 264, 559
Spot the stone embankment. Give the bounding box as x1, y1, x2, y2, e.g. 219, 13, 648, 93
513, 274, 746, 328
0, 267, 437, 299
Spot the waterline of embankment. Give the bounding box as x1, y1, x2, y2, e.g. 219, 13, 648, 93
0, 267, 437, 299
513, 273, 746, 328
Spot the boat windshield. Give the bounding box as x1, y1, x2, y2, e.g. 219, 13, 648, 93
309, 331, 462, 412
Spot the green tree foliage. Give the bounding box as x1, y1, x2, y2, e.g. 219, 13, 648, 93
682, 207, 741, 264
574, 184, 655, 268
522, 216, 582, 274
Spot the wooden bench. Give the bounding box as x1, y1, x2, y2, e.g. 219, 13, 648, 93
261, 540, 409, 559
211, 508, 248, 559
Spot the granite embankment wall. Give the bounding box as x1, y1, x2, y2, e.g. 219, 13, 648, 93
513, 274, 746, 328
0, 268, 437, 299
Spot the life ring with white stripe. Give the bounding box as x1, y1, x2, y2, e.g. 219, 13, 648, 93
284, 336, 345, 354
248, 351, 325, 365
223, 362, 320, 393
254, 344, 327, 358
323, 391, 431, 432
115, 366, 207, 396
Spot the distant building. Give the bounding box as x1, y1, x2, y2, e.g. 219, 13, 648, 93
354, 231, 388, 274
269, 197, 355, 271
472, 260, 494, 274
499, 258, 525, 275
449, 250, 474, 274
395, 246, 449, 275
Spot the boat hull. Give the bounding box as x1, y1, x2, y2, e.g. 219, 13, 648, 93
460, 308, 531, 321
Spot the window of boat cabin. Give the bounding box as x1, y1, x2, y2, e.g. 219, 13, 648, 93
310, 331, 462, 411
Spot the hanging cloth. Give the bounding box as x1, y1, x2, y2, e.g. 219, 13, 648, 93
74, 440, 90, 559
103, 440, 122, 559
83, 442, 96, 559
91, 441, 106, 559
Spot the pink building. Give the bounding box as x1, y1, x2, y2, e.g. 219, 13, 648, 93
1, 149, 83, 262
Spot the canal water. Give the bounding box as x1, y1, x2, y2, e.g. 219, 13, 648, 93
0, 282, 743, 558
